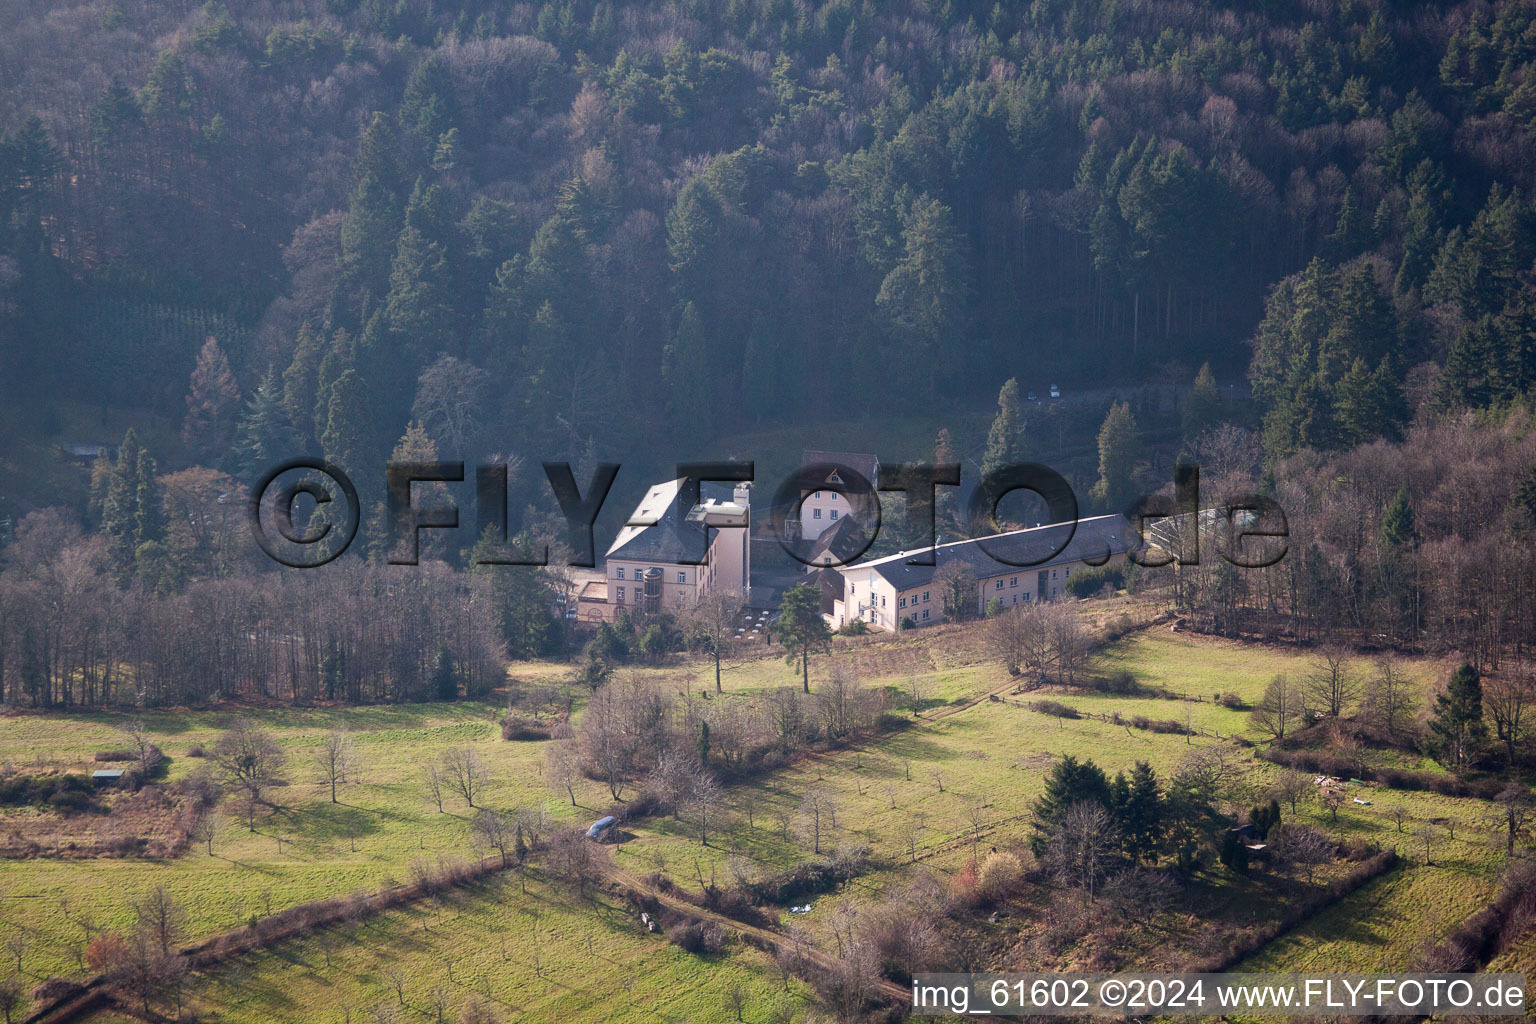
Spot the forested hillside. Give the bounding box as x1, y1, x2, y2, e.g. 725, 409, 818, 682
2, 0, 1535, 476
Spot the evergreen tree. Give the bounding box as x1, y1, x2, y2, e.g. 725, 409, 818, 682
664, 302, 710, 443
1335, 357, 1406, 445
183, 337, 241, 463
777, 583, 830, 694
233, 368, 294, 481
281, 324, 323, 448
1182, 363, 1222, 443
1091, 401, 1138, 512
385, 181, 457, 363
1428, 663, 1489, 770
1116, 761, 1164, 862
981, 378, 1027, 479
1381, 487, 1417, 551
340, 113, 403, 297
1030, 755, 1112, 855
431, 643, 458, 702
320, 369, 372, 480
875, 195, 969, 395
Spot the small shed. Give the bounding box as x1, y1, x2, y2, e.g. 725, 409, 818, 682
91, 769, 125, 786
586, 815, 617, 840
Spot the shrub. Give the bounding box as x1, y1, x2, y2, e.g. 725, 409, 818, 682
1066, 564, 1125, 598
838, 619, 868, 636
1217, 692, 1246, 709
1029, 700, 1080, 719
665, 920, 724, 955
977, 851, 1025, 901
501, 715, 553, 741
93, 750, 135, 762
186, 745, 206, 758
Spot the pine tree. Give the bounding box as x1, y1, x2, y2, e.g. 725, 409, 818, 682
340, 113, 403, 297
777, 583, 830, 694
1182, 363, 1222, 444
1335, 357, 1406, 445
1030, 755, 1111, 855
1428, 663, 1489, 770
281, 324, 322, 448
981, 378, 1027, 478
431, 644, 458, 702
320, 369, 372, 480
232, 367, 294, 481
875, 195, 969, 394
664, 302, 710, 443
1091, 401, 1138, 513
385, 181, 457, 363
1381, 487, 1417, 551
183, 336, 241, 463
1117, 760, 1164, 862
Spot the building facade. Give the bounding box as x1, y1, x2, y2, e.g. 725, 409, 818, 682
827, 514, 1135, 631
603, 479, 751, 615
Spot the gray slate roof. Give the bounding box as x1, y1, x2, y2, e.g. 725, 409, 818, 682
845, 514, 1137, 591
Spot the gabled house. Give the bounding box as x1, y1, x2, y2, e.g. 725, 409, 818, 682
793, 450, 880, 542
828, 514, 1136, 631
603, 479, 751, 615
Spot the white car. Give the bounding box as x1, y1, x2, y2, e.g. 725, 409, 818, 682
1049, 384, 1060, 398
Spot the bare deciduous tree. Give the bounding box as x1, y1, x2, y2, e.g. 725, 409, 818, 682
442, 747, 491, 808
0, 975, 24, 1024
132, 884, 188, 955
1048, 801, 1118, 903
688, 770, 726, 846
1274, 767, 1312, 814
211, 719, 287, 828
1485, 668, 1534, 766
472, 809, 515, 867
191, 811, 222, 855
1282, 825, 1334, 883
689, 589, 745, 693
545, 740, 580, 806
1363, 658, 1419, 739
1251, 674, 1302, 740
316, 728, 361, 803
1304, 647, 1358, 719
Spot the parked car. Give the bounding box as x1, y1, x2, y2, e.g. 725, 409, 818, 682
1049, 384, 1061, 398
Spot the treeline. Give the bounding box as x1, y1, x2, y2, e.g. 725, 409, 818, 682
0, 507, 510, 708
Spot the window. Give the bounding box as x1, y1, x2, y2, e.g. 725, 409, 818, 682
830, 492, 838, 501
814, 490, 821, 499
881, 595, 887, 606
1010, 577, 1018, 587
616, 587, 625, 602
813, 509, 822, 519
616, 568, 625, 580
922, 609, 929, 620
830, 510, 839, 520
995, 579, 1004, 590
1022, 592, 1031, 602
677, 571, 687, 584
1052, 569, 1058, 579
922, 591, 929, 602
899, 597, 907, 609
1065, 567, 1071, 577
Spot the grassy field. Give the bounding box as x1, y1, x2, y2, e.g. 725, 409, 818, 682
0, 697, 617, 980
2, 620, 1526, 1023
